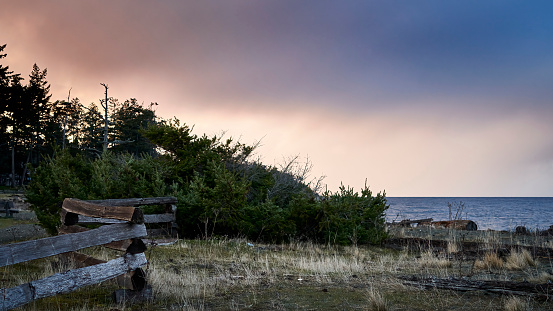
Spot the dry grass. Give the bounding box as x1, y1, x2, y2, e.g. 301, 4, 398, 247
474, 249, 536, 272
447, 239, 460, 254
505, 249, 535, 270
474, 252, 505, 270
418, 250, 452, 269
140, 238, 423, 309
365, 287, 391, 311
2, 225, 553, 310
503, 296, 530, 311
529, 271, 553, 283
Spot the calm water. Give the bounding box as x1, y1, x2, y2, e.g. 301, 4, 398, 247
385, 197, 553, 231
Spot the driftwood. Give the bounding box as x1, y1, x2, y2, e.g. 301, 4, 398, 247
1, 253, 147, 310
401, 276, 553, 300
418, 220, 478, 231
389, 218, 433, 227
384, 237, 553, 261
0, 223, 146, 267
87, 196, 177, 207
61, 198, 144, 225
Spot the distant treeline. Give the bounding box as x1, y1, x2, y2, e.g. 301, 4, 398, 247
2, 43, 388, 245
0, 44, 160, 187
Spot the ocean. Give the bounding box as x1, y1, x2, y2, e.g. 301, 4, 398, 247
385, 197, 553, 231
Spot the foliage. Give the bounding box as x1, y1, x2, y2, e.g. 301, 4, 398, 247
26, 150, 174, 234
0, 44, 163, 184
319, 184, 388, 245
5, 37, 390, 245
109, 98, 157, 156
142, 118, 254, 183
143, 119, 389, 245
27, 118, 389, 245
179, 160, 250, 239
25, 150, 92, 234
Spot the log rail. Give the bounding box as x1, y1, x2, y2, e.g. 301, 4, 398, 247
0, 196, 178, 310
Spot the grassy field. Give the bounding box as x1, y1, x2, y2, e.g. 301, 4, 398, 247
1, 193, 552, 311
2, 223, 553, 310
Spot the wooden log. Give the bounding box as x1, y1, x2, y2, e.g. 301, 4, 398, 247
1, 253, 147, 310
401, 276, 553, 300
417, 220, 478, 231
144, 213, 176, 223
389, 218, 433, 226
0, 223, 146, 267
115, 266, 147, 291
61, 198, 144, 224
57, 225, 136, 252
58, 225, 147, 253
57, 252, 146, 290
86, 196, 177, 207
76, 213, 175, 225
76, 215, 126, 224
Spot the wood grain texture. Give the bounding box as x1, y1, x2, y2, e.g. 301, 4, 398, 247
86, 196, 177, 207
1, 253, 146, 310
0, 223, 146, 267
62, 198, 144, 223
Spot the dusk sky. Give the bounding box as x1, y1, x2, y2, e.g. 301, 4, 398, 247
2, 1, 552, 196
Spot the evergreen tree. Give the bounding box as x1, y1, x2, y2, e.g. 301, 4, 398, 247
109, 98, 157, 156
79, 103, 104, 154
0, 44, 13, 181
0, 45, 52, 186
19, 64, 52, 183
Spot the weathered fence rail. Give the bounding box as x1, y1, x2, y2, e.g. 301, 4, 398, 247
0, 196, 178, 310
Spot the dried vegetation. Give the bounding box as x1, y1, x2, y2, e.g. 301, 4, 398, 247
2, 224, 553, 310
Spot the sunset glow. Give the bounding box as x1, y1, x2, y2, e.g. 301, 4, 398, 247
2, 1, 552, 196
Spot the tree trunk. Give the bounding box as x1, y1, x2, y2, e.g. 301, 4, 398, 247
20, 139, 33, 187
11, 142, 16, 187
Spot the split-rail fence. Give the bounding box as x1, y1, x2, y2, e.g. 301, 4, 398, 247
0, 196, 178, 310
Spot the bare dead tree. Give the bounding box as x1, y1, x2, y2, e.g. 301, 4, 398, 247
100, 83, 109, 152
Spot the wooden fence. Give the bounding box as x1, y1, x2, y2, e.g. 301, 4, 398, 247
0, 196, 178, 310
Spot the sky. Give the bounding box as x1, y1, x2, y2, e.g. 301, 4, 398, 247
1, 1, 553, 196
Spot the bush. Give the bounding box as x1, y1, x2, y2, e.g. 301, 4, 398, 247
178, 160, 250, 239
27, 120, 390, 246
27, 150, 174, 234
319, 184, 388, 245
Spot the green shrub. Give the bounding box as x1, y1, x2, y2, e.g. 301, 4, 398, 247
319, 184, 388, 245
178, 160, 250, 239
26, 151, 92, 234
27, 119, 389, 246
27, 150, 174, 234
